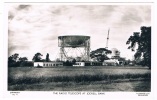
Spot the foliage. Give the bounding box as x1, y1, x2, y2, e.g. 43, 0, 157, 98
72, 58, 76, 64
64, 60, 72, 66
8, 53, 19, 67
32, 52, 43, 62
126, 26, 151, 68
19, 57, 28, 62
46, 53, 50, 62
90, 48, 112, 62
8, 53, 31, 67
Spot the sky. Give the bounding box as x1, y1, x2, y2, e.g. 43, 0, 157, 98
8, 4, 151, 61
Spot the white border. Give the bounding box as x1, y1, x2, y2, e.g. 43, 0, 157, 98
1, 0, 157, 100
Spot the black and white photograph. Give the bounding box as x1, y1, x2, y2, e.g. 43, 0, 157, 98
7, 4, 151, 92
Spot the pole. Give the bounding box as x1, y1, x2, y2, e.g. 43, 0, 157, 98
106, 28, 110, 48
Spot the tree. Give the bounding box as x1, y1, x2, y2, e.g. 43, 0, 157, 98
8, 53, 29, 67
126, 26, 151, 68
32, 52, 43, 62
64, 60, 72, 66
72, 58, 76, 64
8, 53, 19, 62
90, 48, 112, 62
8, 53, 19, 67
18, 57, 28, 67
46, 53, 50, 62
19, 57, 28, 62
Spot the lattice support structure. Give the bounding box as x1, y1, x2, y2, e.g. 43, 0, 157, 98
58, 35, 90, 61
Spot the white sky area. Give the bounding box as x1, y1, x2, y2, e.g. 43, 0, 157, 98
8, 5, 151, 61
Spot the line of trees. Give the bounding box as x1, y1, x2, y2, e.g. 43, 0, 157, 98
8, 53, 51, 67
8, 53, 33, 67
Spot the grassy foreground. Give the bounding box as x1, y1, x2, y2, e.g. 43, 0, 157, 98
8, 66, 151, 91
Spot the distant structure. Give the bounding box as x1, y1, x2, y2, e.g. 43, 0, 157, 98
58, 35, 90, 61
105, 28, 110, 49
111, 48, 120, 59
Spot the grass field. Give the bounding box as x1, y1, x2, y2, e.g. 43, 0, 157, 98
8, 66, 151, 91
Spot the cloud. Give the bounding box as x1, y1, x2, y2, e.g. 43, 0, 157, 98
17, 5, 31, 10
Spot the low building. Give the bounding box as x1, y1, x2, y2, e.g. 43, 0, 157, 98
34, 61, 63, 67
73, 61, 102, 66
103, 59, 119, 66
73, 62, 90, 66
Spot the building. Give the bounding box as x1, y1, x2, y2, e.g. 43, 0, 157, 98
73, 61, 102, 66
34, 61, 63, 67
